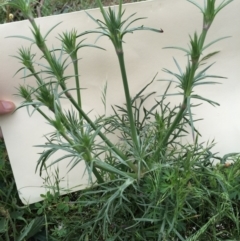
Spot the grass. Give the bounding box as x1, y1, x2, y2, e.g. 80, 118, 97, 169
1, 137, 240, 240
0, 0, 144, 23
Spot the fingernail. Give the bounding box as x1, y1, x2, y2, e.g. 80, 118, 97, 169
1, 101, 14, 110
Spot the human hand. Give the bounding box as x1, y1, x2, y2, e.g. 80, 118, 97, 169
0, 100, 15, 138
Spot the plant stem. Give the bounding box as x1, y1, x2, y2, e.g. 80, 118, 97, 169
71, 54, 84, 132
199, 29, 208, 50
83, 150, 105, 183
153, 97, 187, 161
162, 97, 187, 148
117, 49, 139, 150
154, 22, 211, 160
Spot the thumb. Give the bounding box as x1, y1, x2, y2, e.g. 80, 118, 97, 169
0, 100, 15, 115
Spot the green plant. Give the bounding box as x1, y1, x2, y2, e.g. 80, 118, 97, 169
0, 0, 145, 24
1, 0, 239, 240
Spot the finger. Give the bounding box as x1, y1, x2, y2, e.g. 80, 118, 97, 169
0, 100, 15, 115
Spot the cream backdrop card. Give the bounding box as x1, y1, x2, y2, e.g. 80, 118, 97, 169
0, 0, 239, 204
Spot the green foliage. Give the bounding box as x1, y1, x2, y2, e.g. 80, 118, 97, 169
0, 0, 145, 24
1, 133, 240, 240
1, 0, 239, 240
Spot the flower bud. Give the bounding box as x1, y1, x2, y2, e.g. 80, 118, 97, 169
9, 13, 14, 21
